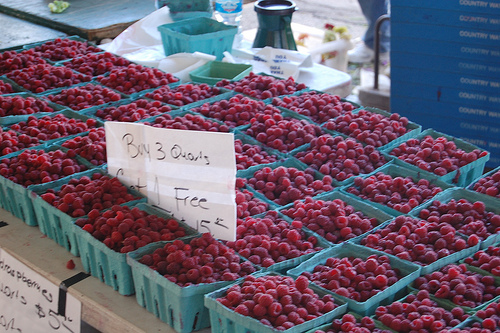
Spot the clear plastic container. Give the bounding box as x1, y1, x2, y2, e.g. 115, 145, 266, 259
214, 0, 243, 48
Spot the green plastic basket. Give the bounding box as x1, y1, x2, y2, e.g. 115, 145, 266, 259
204, 272, 348, 333
287, 242, 421, 316
158, 17, 237, 60
76, 203, 198, 295
127, 237, 259, 333
189, 61, 253, 85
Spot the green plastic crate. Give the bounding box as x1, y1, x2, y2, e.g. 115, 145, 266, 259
127, 237, 259, 333
287, 242, 421, 316
158, 17, 237, 60
204, 272, 348, 333
189, 61, 253, 85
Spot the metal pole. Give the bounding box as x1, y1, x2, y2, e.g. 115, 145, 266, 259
374, 14, 390, 90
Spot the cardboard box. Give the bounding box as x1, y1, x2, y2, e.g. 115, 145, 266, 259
391, 5, 500, 31
391, 36, 500, 62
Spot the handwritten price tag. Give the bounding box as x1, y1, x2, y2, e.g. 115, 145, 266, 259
106, 122, 237, 241
0, 249, 81, 333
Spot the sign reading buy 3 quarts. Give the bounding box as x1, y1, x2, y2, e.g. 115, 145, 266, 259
105, 122, 237, 241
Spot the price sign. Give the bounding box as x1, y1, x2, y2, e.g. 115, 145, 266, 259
105, 122, 237, 241
0, 248, 81, 333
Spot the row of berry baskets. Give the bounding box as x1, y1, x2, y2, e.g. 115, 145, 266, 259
1, 37, 500, 333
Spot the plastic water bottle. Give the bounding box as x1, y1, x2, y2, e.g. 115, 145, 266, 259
214, 0, 243, 48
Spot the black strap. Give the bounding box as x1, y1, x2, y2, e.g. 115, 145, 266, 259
58, 272, 90, 316
0, 221, 8, 228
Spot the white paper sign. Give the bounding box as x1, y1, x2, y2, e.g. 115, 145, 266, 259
0, 248, 82, 333
105, 122, 237, 241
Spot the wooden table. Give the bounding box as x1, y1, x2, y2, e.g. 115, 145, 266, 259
0, 0, 156, 41
0, 209, 211, 333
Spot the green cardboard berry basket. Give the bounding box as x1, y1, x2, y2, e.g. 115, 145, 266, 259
39, 81, 129, 113
225, 211, 334, 275
0, 91, 68, 126
467, 165, 500, 198
291, 134, 392, 189
204, 271, 348, 333
341, 162, 456, 217
81, 96, 180, 124
381, 128, 490, 187
29, 168, 145, 256
302, 311, 396, 333
320, 106, 422, 152
410, 187, 500, 250
234, 132, 287, 177
0, 144, 97, 227
237, 158, 334, 210
351, 216, 481, 276
126, 236, 260, 333
146, 83, 234, 111
75, 202, 198, 295
22, 36, 103, 63
276, 190, 395, 247
0, 76, 23, 95
6, 109, 104, 148
157, 17, 237, 61
287, 242, 421, 316
408, 264, 500, 314
189, 61, 253, 86
271, 88, 362, 126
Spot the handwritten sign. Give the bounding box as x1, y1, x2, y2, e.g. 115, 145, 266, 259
0, 248, 81, 333
105, 122, 237, 241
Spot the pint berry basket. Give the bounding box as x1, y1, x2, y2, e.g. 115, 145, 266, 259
204, 272, 348, 333
287, 242, 421, 316
127, 236, 260, 333
74, 202, 197, 295
157, 17, 237, 60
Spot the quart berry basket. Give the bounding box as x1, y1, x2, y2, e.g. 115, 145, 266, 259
340, 162, 456, 217
0, 144, 97, 226
410, 187, 500, 250
287, 242, 422, 316
75, 202, 198, 295
157, 17, 237, 60
302, 311, 395, 333
467, 165, 500, 199
381, 128, 490, 187
321, 106, 422, 152
29, 168, 145, 256
0, 92, 69, 126
351, 215, 481, 276
204, 271, 348, 333
126, 237, 260, 333
276, 190, 395, 246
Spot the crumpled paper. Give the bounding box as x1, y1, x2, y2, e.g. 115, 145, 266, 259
227, 46, 313, 79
